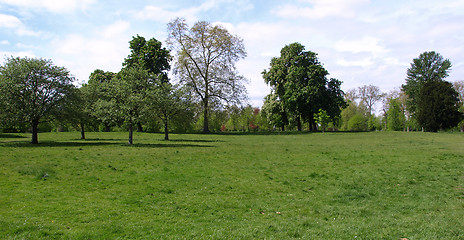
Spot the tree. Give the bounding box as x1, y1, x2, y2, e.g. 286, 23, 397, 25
261, 93, 288, 131
167, 18, 248, 133
106, 67, 153, 144
314, 109, 330, 132
453, 80, 464, 132
358, 84, 383, 115
123, 35, 172, 132
402, 51, 452, 116
146, 81, 193, 140
416, 81, 462, 132
0, 57, 76, 144
124, 35, 171, 80
453, 80, 464, 104
86, 69, 116, 132
262, 42, 345, 131
387, 98, 406, 131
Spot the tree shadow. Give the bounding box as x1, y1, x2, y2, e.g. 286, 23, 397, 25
165, 139, 224, 143
0, 133, 27, 139
130, 143, 214, 148
0, 140, 214, 148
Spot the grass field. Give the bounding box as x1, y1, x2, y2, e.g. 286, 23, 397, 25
0, 131, 463, 239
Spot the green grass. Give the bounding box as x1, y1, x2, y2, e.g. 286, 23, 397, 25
0, 131, 463, 239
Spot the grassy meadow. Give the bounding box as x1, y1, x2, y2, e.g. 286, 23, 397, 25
0, 131, 463, 239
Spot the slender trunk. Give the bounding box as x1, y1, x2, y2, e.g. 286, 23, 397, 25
281, 125, 285, 131
164, 114, 169, 140
105, 123, 110, 132
31, 119, 39, 144
80, 123, 85, 140
202, 99, 209, 133
128, 122, 133, 144
297, 116, 302, 131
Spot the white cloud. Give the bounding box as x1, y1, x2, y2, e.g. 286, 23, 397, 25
335, 37, 388, 55
51, 20, 132, 81
135, 0, 219, 23
336, 58, 374, 68
273, 0, 369, 19
0, 40, 10, 45
0, 0, 96, 13
0, 14, 22, 28
0, 13, 41, 36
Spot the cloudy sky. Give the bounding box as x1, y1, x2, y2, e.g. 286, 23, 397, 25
1, 0, 464, 107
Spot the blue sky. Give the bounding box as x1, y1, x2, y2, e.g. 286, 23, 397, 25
1, 0, 464, 107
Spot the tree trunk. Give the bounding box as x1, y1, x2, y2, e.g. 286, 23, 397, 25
128, 122, 133, 144
281, 125, 285, 131
80, 123, 85, 140
202, 99, 209, 133
164, 117, 169, 140
31, 119, 39, 144
297, 116, 302, 131
105, 123, 111, 132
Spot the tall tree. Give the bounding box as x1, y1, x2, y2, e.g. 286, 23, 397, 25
262, 42, 345, 131
123, 35, 171, 81
416, 81, 462, 132
167, 18, 248, 133
358, 84, 383, 115
0, 57, 76, 144
402, 51, 452, 116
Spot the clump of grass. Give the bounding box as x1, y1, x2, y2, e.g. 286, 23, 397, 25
17, 164, 56, 180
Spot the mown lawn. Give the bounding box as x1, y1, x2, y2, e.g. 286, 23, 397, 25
0, 131, 463, 239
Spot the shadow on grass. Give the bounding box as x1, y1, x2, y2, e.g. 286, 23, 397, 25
130, 143, 214, 148
164, 139, 224, 143
0, 133, 27, 139
0, 140, 214, 148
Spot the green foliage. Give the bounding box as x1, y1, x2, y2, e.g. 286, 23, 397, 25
387, 98, 406, 131
261, 94, 288, 131
402, 51, 452, 116
314, 109, 330, 132
123, 35, 171, 81
347, 114, 367, 131
416, 81, 462, 132
1, 132, 463, 239
102, 66, 154, 144
0, 57, 76, 143
86, 69, 116, 131
146, 81, 195, 139
262, 42, 346, 131
340, 101, 368, 131
367, 115, 382, 131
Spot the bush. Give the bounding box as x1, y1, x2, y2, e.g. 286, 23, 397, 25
348, 114, 367, 131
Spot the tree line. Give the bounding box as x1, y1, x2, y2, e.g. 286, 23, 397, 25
1, 19, 463, 144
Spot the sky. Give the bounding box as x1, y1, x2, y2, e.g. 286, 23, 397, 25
1, 0, 464, 108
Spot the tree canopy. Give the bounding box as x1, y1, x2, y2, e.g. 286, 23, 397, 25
416, 81, 462, 132
123, 35, 171, 81
402, 51, 452, 115
0, 57, 76, 143
262, 42, 346, 131
167, 18, 248, 133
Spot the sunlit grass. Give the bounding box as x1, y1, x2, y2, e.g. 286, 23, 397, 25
0, 131, 463, 239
